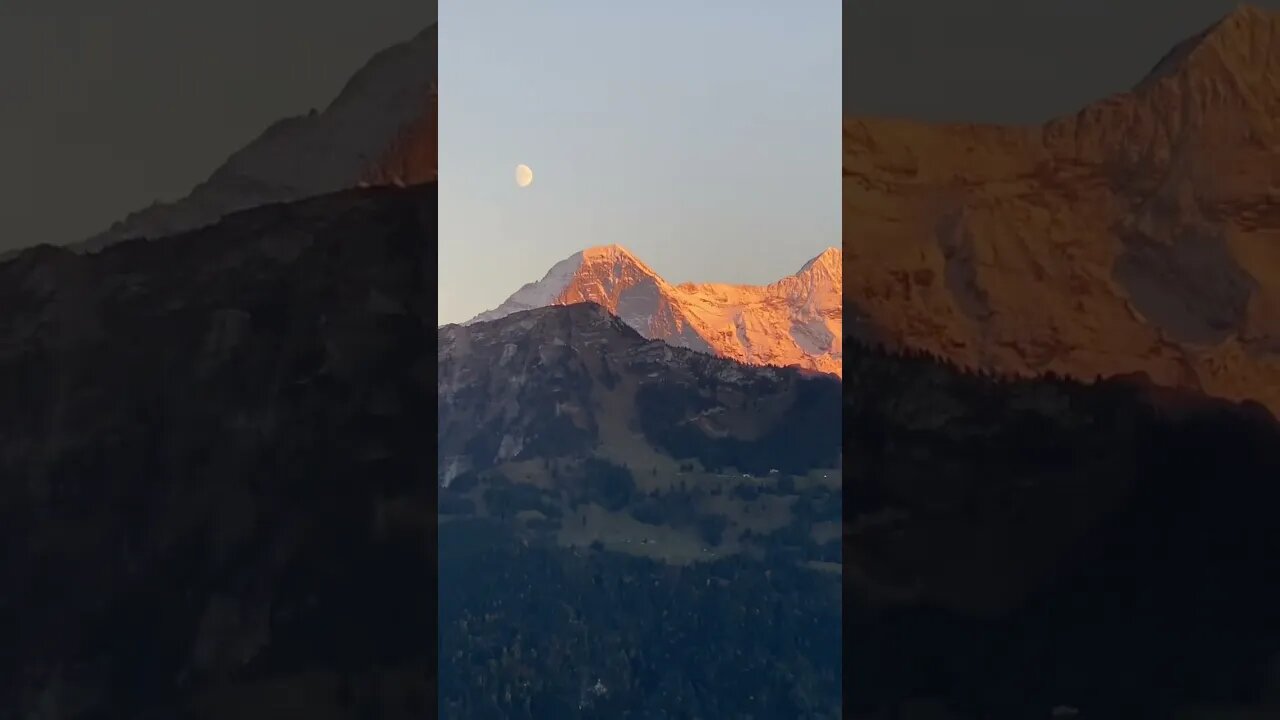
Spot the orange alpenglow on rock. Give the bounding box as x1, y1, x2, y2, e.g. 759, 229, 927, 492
361, 82, 437, 187
843, 4, 1280, 414
468, 244, 843, 377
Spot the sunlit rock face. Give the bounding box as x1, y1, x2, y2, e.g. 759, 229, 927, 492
844, 5, 1280, 413
469, 244, 844, 377
361, 83, 438, 188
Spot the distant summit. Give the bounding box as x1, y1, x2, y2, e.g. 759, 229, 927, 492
469, 245, 665, 326
1137, 4, 1280, 90
469, 245, 843, 377
798, 246, 841, 276
76, 23, 438, 253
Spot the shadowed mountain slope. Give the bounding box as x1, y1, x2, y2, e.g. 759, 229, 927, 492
73, 22, 437, 255
844, 342, 1280, 717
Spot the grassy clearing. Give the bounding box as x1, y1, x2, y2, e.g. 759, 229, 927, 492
592, 374, 689, 491
451, 443, 841, 569
556, 502, 715, 565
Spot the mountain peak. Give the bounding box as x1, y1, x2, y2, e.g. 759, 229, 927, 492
1136, 4, 1280, 90
466, 245, 664, 327
74, 22, 438, 253
581, 243, 638, 260
576, 244, 660, 275
1205, 4, 1280, 56
1220, 3, 1273, 28
798, 247, 841, 275
468, 247, 842, 376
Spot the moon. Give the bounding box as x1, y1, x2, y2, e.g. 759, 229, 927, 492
515, 164, 534, 188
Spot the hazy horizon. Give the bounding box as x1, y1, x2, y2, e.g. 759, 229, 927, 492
437, 0, 842, 325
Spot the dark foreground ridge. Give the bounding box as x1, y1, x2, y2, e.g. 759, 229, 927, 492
844, 344, 1280, 718
0, 185, 439, 717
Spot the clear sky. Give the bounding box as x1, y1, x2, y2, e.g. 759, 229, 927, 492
438, 1, 842, 324
844, 0, 1280, 122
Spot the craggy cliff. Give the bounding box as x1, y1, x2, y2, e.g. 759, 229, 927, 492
844, 5, 1280, 412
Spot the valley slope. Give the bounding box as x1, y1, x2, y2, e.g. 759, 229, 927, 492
438, 304, 843, 717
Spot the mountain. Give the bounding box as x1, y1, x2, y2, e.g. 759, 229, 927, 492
440, 302, 842, 483
0, 186, 440, 717
0, 181, 841, 717
6, 174, 1274, 716
843, 4, 1280, 413
73, 22, 437, 254
438, 304, 842, 717
468, 244, 843, 377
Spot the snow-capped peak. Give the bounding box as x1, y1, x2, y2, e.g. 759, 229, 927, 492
466, 253, 588, 325
581, 243, 643, 262
467, 246, 843, 377
798, 247, 841, 276
467, 244, 669, 327
576, 244, 664, 281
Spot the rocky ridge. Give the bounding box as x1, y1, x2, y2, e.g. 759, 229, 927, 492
844, 4, 1280, 412
74, 23, 438, 254
440, 301, 842, 483
469, 244, 843, 377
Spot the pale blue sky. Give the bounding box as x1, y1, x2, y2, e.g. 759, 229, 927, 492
438, 1, 841, 324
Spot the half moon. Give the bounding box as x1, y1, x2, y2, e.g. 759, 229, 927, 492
515, 164, 534, 188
